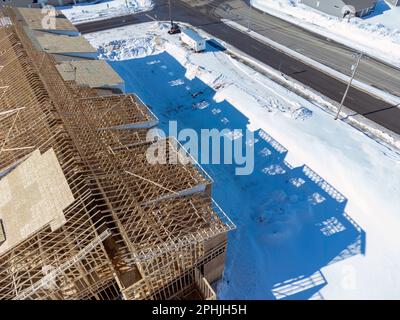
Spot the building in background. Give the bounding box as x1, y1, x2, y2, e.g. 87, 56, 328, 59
301, 0, 378, 18
387, 0, 400, 6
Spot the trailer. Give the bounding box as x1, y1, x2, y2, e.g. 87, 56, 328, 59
180, 28, 206, 52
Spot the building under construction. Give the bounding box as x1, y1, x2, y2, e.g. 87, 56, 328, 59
0, 7, 235, 300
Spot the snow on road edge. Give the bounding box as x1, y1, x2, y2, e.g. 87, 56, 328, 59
251, 0, 400, 68
223, 19, 400, 107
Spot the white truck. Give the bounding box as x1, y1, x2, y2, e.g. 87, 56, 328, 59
180, 28, 206, 53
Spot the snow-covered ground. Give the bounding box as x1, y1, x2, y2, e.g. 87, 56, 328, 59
251, 0, 400, 67
85, 22, 400, 299
59, 0, 153, 25
368, 0, 400, 30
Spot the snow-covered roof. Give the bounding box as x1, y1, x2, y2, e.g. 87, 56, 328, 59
182, 28, 204, 42
342, 0, 377, 11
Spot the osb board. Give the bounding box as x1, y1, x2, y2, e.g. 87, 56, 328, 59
0, 148, 74, 255
203, 253, 225, 284
16, 7, 78, 32
204, 232, 227, 253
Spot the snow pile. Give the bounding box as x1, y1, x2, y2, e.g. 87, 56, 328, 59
85, 22, 167, 60
59, 0, 153, 25
251, 0, 400, 67
86, 22, 400, 299
96, 37, 160, 60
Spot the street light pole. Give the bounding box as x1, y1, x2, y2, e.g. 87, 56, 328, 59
335, 53, 363, 120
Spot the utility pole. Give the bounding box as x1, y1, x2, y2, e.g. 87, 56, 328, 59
168, 0, 173, 27
247, 2, 251, 32
335, 53, 363, 120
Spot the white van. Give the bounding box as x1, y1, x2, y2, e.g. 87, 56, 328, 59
180, 28, 206, 53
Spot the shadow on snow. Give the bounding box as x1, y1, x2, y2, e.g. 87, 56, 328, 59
109, 51, 366, 300
205, 39, 227, 52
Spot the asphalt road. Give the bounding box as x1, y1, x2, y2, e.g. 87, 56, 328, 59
77, 0, 400, 134
215, 0, 400, 98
